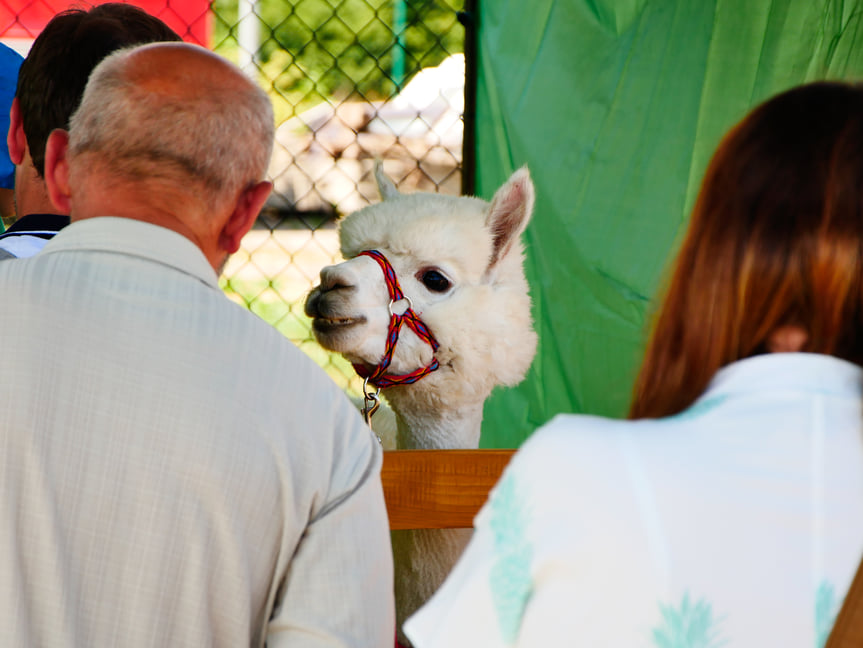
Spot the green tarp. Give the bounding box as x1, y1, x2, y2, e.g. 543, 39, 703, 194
477, 0, 863, 448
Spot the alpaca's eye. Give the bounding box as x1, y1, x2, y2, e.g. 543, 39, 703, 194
419, 269, 451, 292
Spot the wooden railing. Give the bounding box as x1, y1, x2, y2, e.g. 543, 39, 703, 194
381, 449, 515, 530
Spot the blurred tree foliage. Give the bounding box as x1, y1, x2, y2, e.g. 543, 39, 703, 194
212, 0, 464, 121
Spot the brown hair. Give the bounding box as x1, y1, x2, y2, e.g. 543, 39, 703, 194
629, 81, 863, 419
16, 3, 181, 177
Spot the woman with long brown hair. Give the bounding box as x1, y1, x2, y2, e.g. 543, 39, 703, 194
630, 80, 863, 419
404, 81, 863, 647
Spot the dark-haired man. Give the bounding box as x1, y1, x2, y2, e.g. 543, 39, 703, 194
0, 3, 180, 259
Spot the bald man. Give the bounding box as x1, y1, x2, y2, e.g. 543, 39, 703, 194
0, 43, 394, 647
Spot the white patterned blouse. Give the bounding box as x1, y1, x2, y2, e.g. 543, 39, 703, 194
405, 353, 863, 647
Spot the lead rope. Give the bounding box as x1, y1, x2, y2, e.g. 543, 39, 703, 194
353, 249, 441, 430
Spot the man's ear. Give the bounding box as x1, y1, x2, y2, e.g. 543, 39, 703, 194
218, 180, 272, 254
43, 129, 72, 213
7, 97, 26, 165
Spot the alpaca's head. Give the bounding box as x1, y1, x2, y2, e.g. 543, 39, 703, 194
304, 164, 537, 412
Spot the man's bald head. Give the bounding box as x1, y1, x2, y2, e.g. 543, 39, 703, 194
121, 42, 252, 96
67, 42, 274, 207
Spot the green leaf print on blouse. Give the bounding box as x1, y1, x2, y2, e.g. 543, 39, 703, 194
815, 581, 838, 648
488, 473, 533, 645
652, 593, 727, 648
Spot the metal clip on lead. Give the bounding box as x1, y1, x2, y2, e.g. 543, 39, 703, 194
361, 378, 381, 439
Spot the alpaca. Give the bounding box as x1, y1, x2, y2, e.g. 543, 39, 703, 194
304, 163, 537, 645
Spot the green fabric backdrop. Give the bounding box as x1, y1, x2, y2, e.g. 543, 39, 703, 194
476, 0, 863, 448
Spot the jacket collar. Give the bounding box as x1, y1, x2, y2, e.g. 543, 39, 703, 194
40, 216, 219, 289
704, 352, 863, 401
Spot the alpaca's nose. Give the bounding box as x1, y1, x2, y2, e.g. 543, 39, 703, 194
318, 265, 354, 293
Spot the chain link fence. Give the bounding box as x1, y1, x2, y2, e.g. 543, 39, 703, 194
1, 0, 470, 395
217, 0, 468, 394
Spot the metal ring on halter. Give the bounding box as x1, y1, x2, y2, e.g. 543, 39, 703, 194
388, 295, 412, 317
362, 376, 381, 400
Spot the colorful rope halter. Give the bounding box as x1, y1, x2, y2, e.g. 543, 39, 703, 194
352, 249, 440, 389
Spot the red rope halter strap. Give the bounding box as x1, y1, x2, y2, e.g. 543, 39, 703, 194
351, 249, 440, 388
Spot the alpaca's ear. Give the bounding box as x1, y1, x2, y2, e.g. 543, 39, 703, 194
374, 160, 400, 201
486, 166, 534, 271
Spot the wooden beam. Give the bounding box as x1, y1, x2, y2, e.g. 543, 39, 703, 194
381, 449, 515, 530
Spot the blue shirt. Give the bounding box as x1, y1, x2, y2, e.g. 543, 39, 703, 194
0, 43, 22, 191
